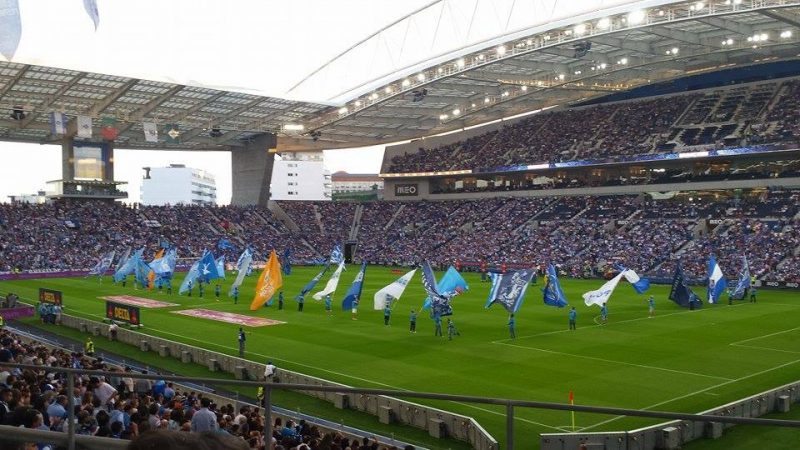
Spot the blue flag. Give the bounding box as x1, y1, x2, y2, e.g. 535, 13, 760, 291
614, 263, 650, 294
215, 256, 226, 280
422, 266, 468, 310
134, 257, 151, 287
668, 262, 701, 308
89, 251, 115, 277
0, 0, 21, 60
542, 264, 568, 307
420, 262, 455, 317
198, 251, 221, 282
282, 248, 292, 275
218, 238, 235, 251
115, 247, 131, 273
329, 244, 344, 264
485, 269, 535, 313
341, 262, 367, 310
179, 260, 200, 295
83, 0, 99, 30
729, 256, 751, 300
297, 264, 330, 299
113, 248, 143, 283
706, 255, 727, 304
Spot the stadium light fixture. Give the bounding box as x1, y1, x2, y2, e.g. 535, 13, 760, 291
369, 93, 378, 100
496, 45, 507, 56
484, 97, 491, 103
455, 59, 465, 69
437, 67, 443, 74
619, 57, 628, 65
627, 10, 646, 25
599, 62, 607, 69
521, 85, 528, 91
471, 103, 476, 108
574, 23, 587, 35
439, 114, 448, 120
417, 73, 426, 81
384, 87, 393, 94
558, 74, 565, 80
452, 108, 461, 116
401, 79, 410, 87
477, 54, 485, 61
501, 91, 510, 97
284, 124, 304, 131
781, 30, 793, 38
338, 107, 348, 114
690, 2, 704, 11
574, 70, 582, 75
761, 33, 769, 41
355, 100, 362, 107
596, 18, 610, 30
671, 47, 679, 55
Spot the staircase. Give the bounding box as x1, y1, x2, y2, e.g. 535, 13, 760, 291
267, 201, 301, 233
349, 204, 363, 241
383, 204, 406, 231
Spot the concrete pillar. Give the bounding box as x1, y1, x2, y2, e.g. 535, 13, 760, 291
231, 133, 276, 206
61, 138, 75, 181
104, 142, 114, 181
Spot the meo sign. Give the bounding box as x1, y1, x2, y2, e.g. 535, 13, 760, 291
395, 184, 418, 196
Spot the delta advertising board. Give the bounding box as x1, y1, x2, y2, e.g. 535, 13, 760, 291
38, 288, 63, 306
105, 301, 141, 326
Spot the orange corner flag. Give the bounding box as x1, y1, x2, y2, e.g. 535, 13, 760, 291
250, 250, 282, 311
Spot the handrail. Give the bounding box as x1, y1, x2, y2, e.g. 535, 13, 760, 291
2, 363, 799, 450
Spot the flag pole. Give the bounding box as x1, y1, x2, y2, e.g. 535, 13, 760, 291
569, 391, 575, 432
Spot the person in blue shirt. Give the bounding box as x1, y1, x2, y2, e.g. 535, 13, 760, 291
600, 303, 608, 324
215, 284, 221, 299
383, 299, 392, 325
324, 294, 332, 315
297, 292, 304, 312
508, 314, 516, 339
433, 313, 442, 337
648, 295, 655, 317
238, 327, 246, 357
278, 291, 285, 310
568, 307, 577, 330
232, 286, 239, 304
409, 309, 417, 333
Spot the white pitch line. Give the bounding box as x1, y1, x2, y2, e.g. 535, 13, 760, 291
70, 310, 570, 432
731, 343, 800, 355
729, 326, 800, 346
577, 356, 800, 432
493, 341, 732, 381
492, 303, 749, 344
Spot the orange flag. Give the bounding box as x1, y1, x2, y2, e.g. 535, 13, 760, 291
250, 250, 283, 311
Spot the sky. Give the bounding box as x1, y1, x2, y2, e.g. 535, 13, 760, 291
0, 0, 434, 203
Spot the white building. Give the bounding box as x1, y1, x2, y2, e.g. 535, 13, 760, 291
331, 172, 383, 194
140, 164, 217, 206
270, 152, 331, 201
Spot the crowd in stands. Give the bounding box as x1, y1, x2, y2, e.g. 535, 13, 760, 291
0, 188, 798, 282
0, 328, 414, 450
386, 78, 800, 174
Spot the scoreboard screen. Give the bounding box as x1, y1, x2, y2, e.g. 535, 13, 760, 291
38, 288, 63, 306
105, 301, 140, 326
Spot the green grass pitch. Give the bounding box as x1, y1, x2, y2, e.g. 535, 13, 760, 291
2, 265, 799, 449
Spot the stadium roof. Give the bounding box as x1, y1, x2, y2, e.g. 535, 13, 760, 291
1, 0, 800, 151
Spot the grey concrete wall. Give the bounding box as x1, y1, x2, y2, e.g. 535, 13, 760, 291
541, 380, 800, 450
57, 314, 498, 450
231, 134, 276, 206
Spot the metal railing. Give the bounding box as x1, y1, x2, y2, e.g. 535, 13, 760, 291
3, 363, 800, 450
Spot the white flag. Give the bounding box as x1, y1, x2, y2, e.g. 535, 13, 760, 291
49, 112, 66, 135
143, 121, 158, 142
374, 269, 416, 309
583, 271, 625, 307
313, 262, 345, 300
77, 115, 92, 139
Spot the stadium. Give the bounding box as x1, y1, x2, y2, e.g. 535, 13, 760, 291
1, 1, 800, 449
